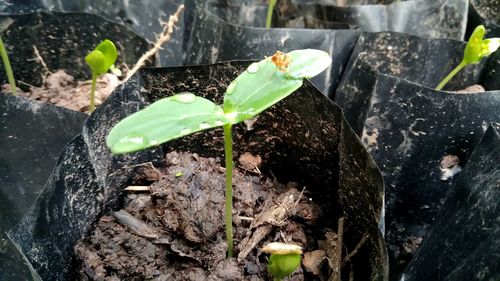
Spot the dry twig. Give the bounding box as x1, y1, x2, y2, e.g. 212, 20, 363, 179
343, 233, 369, 265
32, 45, 52, 75
121, 4, 185, 82
330, 217, 345, 281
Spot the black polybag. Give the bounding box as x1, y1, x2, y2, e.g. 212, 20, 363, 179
335, 31, 500, 280
184, 6, 359, 97
0, 12, 151, 88
0, 94, 86, 281
277, 0, 468, 40
0, 0, 186, 66
467, 0, 500, 38
0, 11, 151, 280
9, 62, 387, 280
402, 125, 500, 281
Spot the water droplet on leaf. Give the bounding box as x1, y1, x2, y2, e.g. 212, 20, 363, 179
121, 134, 146, 145
113, 133, 150, 153
247, 62, 260, 74
171, 93, 196, 104
180, 128, 191, 135
214, 119, 224, 126
199, 122, 210, 129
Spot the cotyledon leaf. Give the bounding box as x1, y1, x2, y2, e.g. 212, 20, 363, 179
107, 93, 230, 154
85, 39, 118, 75
463, 25, 500, 64
286, 49, 333, 79
223, 49, 331, 124
85, 50, 107, 75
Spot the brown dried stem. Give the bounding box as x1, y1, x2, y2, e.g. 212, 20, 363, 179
121, 4, 185, 83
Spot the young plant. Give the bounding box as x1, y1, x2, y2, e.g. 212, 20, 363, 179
106, 49, 331, 257
435, 25, 500, 91
85, 39, 118, 112
266, 0, 277, 28
262, 242, 303, 281
0, 37, 17, 95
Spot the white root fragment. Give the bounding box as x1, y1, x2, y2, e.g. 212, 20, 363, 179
125, 185, 151, 192
112, 209, 159, 239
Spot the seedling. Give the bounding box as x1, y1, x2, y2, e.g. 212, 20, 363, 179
85, 39, 118, 112
435, 25, 500, 91
266, 0, 277, 28
262, 242, 303, 281
0, 37, 16, 95
106, 49, 331, 257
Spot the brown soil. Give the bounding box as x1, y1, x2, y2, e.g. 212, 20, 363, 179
73, 151, 352, 281
454, 84, 486, 94
6, 70, 119, 113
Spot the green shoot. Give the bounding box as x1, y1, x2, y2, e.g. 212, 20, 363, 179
106, 49, 331, 258
262, 242, 303, 281
0, 37, 16, 95
436, 25, 500, 91
85, 39, 118, 112
266, 0, 277, 29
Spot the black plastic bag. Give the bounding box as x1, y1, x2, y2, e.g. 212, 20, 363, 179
184, 7, 359, 97
402, 125, 500, 281
9, 62, 387, 280
0, 94, 86, 281
467, 0, 500, 38
0, 12, 151, 88
205, 0, 468, 40
0, 0, 185, 66
335, 31, 500, 280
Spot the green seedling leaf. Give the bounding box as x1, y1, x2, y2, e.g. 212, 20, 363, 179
106, 49, 332, 258
286, 49, 333, 79
107, 93, 230, 154
223, 49, 331, 124
263, 242, 302, 281
85, 39, 118, 75
436, 25, 500, 90
268, 254, 301, 281
463, 25, 500, 64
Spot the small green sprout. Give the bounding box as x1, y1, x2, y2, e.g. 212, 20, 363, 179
435, 25, 500, 91
266, 0, 277, 28
106, 49, 331, 258
85, 39, 118, 112
175, 171, 183, 177
0, 37, 16, 95
262, 242, 303, 281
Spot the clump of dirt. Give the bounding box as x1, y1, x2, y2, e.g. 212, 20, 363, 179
439, 154, 462, 181
73, 151, 354, 281
5, 70, 119, 113
454, 84, 486, 94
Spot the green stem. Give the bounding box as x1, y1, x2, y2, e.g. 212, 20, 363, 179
435, 61, 467, 91
0, 37, 17, 96
89, 73, 97, 112
266, 0, 277, 29
223, 124, 234, 258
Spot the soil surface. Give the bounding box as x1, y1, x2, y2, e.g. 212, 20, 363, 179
5, 70, 119, 113
73, 152, 349, 281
